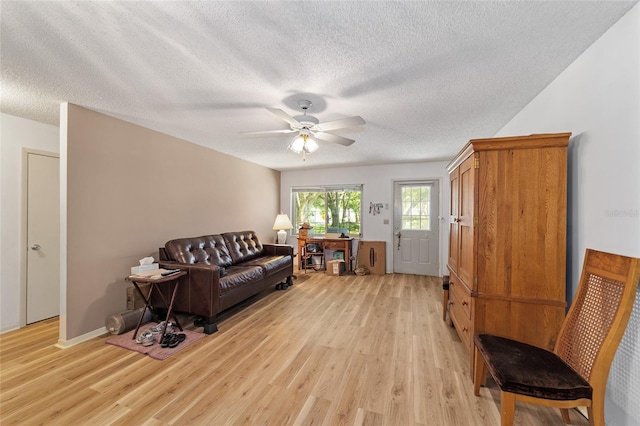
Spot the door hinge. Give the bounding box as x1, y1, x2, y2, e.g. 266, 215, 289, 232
473, 217, 479, 226
474, 157, 480, 169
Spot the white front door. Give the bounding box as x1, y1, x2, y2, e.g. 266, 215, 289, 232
26, 152, 60, 324
392, 180, 439, 276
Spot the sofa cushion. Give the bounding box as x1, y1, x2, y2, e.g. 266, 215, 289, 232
244, 255, 292, 276
219, 265, 265, 295
165, 235, 233, 267
222, 231, 264, 264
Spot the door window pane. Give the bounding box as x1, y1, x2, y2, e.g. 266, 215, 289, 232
400, 184, 431, 230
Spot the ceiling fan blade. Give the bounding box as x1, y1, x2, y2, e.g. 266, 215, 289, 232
266, 107, 301, 128
313, 132, 355, 147
314, 116, 365, 132
240, 129, 297, 135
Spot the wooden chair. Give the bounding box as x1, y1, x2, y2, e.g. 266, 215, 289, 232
473, 249, 640, 426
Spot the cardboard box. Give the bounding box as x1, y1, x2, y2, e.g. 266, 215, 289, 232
332, 250, 345, 260
326, 259, 345, 276
358, 241, 386, 275
126, 284, 150, 310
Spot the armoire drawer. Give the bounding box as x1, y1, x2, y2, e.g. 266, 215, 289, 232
450, 297, 472, 350
450, 277, 471, 321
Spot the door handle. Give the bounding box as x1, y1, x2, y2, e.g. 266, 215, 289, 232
31, 244, 41, 250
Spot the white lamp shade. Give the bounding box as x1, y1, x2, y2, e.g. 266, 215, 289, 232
273, 214, 293, 244
273, 213, 293, 230
289, 136, 305, 153
305, 138, 319, 153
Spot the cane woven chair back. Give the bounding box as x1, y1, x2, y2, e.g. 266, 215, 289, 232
554, 249, 640, 386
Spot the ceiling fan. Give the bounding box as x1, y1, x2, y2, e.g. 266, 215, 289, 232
242, 100, 365, 160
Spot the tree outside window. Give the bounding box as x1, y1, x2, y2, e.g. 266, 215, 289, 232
293, 186, 362, 236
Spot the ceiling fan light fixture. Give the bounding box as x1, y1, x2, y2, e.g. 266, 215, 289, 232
248, 100, 365, 160
289, 133, 319, 158
289, 135, 306, 153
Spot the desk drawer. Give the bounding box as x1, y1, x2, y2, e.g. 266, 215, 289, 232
325, 241, 347, 250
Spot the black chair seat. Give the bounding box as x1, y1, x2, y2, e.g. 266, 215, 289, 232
474, 334, 592, 401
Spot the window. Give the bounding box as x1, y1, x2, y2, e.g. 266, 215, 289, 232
292, 185, 362, 236
400, 184, 431, 230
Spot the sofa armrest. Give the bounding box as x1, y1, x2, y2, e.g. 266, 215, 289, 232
158, 261, 221, 317
263, 243, 293, 258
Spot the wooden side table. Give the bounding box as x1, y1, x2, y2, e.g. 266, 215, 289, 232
126, 271, 186, 342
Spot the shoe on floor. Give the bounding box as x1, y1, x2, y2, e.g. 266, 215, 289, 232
160, 333, 186, 348
160, 333, 173, 348
136, 331, 155, 346
169, 333, 186, 348
148, 321, 175, 335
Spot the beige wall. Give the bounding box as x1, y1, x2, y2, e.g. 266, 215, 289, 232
64, 104, 280, 340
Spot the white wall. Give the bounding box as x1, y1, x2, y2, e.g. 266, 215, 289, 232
496, 4, 640, 425
281, 161, 450, 275
0, 113, 60, 332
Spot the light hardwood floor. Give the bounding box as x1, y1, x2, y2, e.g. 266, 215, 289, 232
1, 273, 588, 425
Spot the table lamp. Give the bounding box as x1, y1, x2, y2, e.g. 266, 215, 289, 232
273, 213, 293, 244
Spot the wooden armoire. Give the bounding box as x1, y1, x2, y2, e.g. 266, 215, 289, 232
446, 132, 570, 375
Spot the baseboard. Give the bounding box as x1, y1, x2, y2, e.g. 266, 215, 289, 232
55, 326, 107, 349
0, 325, 20, 334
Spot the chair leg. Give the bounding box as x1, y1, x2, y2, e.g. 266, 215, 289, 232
500, 391, 516, 426
588, 388, 604, 426
560, 408, 571, 424
442, 289, 449, 321
473, 345, 487, 396
587, 403, 600, 426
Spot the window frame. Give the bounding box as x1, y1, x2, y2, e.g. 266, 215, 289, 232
291, 185, 363, 237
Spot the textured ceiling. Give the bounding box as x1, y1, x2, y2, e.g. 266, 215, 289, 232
1, 1, 636, 171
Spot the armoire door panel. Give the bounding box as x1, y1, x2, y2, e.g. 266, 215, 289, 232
448, 168, 459, 274
458, 155, 476, 290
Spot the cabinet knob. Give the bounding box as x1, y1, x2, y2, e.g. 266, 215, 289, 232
462, 300, 468, 306
462, 326, 468, 332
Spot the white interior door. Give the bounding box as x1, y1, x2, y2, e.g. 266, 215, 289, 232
393, 181, 439, 276
26, 152, 60, 324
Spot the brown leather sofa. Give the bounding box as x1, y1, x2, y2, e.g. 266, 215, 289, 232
154, 230, 293, 334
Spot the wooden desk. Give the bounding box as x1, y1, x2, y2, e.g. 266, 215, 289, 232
297, 237, 353, 272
